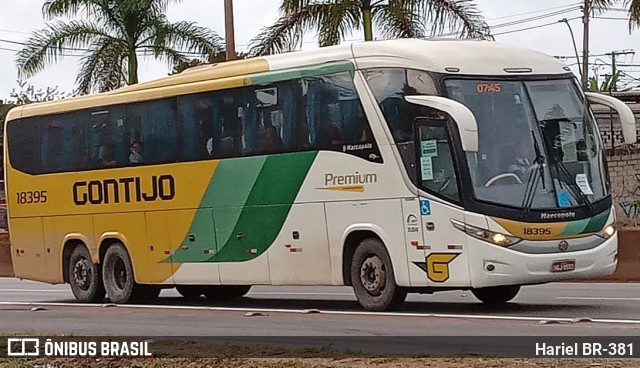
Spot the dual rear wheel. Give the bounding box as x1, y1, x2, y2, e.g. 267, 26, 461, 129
68, 242, 158, 304
69, 242, 249, 304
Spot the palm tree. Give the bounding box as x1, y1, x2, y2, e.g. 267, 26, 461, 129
591, 0, 640, 31
249, 0, 491, 56
17, 0, 224, 94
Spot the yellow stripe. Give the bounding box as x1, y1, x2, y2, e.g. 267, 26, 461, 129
490, 217, 586, 240
316, 185, 365, 192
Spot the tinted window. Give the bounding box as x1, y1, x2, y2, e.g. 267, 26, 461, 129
364, 68, 438, 144
417, 121, 460, 202
7, 71, 382, 174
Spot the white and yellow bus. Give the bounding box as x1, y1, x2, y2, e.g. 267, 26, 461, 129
4, 39, 636, 311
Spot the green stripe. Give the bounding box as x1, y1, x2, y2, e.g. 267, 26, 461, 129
250, 61, 355, 85
560, 218, 589, 236
169, 152, 317, 264
582, 208, 610, 233
559, 208, 611, 236
170, 157, 266, 263
209, 151, 317, 262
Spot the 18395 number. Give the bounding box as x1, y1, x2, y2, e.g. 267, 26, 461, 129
523, 227, 552, 236
16, 191, 48, 204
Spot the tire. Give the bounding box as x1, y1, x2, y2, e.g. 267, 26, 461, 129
471, 285, 521, 305
68, 245, 105, 303
350, 238, 407, 311
176, 285, 207, 300
102, 242, 136, 304
204, 286, 251, 301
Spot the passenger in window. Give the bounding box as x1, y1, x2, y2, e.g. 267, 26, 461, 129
129, 141, 143, 164
98, 145, 116, 167
257, 125, 284, 154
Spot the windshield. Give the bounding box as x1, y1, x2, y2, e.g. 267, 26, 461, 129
445, 78, 608, 209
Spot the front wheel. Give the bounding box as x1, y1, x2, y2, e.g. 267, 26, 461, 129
471, 285, 521, 305
350, 238, 407, 311
68, 245, 105, 303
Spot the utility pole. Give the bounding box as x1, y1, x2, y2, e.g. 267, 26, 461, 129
558, 18, 581, 80
605, 50, 635, 91
224, 0, 237, 61
581, 0, 590, 89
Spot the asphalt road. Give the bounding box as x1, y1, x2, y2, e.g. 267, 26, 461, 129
1, 278, 639, 356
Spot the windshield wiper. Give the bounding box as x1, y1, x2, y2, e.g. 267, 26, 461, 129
521, 130, 546, 216
551, 158, 594, 210
538, 117, 594, 210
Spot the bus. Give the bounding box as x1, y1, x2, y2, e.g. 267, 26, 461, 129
4, 39, 636, 311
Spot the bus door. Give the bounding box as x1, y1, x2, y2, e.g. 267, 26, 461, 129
414, 118, 470, 288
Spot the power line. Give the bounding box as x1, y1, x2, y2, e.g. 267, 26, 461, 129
486, 3, 581, 21
594, 16, 629, 20
492, 17, 582, 36
487, 7, 581, 29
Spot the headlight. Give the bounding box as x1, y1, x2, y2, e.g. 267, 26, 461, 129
451, 220, 521, 247
597, 224, 616, 239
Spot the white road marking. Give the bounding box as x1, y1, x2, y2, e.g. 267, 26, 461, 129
557, 297, 640, 301
0, 301, 639, 325
0, 289, 69, 293
249, 292, 353, 296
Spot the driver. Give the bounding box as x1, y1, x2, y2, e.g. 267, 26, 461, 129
507, 145, 532, 179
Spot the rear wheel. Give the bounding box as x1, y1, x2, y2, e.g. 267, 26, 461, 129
471, 285, 521, 305
204, 286, 251, 301
68, 245, 105, 303
350, 238, 407, 311
102, 243, 137, 304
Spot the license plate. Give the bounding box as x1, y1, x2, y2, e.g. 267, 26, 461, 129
551, 259, 575, 272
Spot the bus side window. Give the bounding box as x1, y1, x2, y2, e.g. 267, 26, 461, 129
416, 119, 460, 202
305, 72, 382, 163
128, 98, 177, 164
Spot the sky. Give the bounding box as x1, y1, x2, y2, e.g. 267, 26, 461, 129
0, 0, 639, 100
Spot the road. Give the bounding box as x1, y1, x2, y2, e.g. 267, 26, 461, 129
1, 278, 639, 356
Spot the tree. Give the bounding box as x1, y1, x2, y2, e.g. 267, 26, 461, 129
169, 53, 248, 75
0, 81, 70, 136
17, 0, 225, 94
591, 0, 640, 32
588, 72, 633, 92
248, 0, 491, 56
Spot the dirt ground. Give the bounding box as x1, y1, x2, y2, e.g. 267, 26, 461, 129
597, 230, 640, 282
1, 357, 638, 368
0, 230, 638, 281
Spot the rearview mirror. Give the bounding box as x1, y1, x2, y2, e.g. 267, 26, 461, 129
585, 92, 637, 144
405, 96, 478, 152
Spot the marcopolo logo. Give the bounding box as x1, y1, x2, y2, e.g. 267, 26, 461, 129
540, 212, 576, 220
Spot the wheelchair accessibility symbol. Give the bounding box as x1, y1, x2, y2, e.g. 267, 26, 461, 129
420, 200, 431, 216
